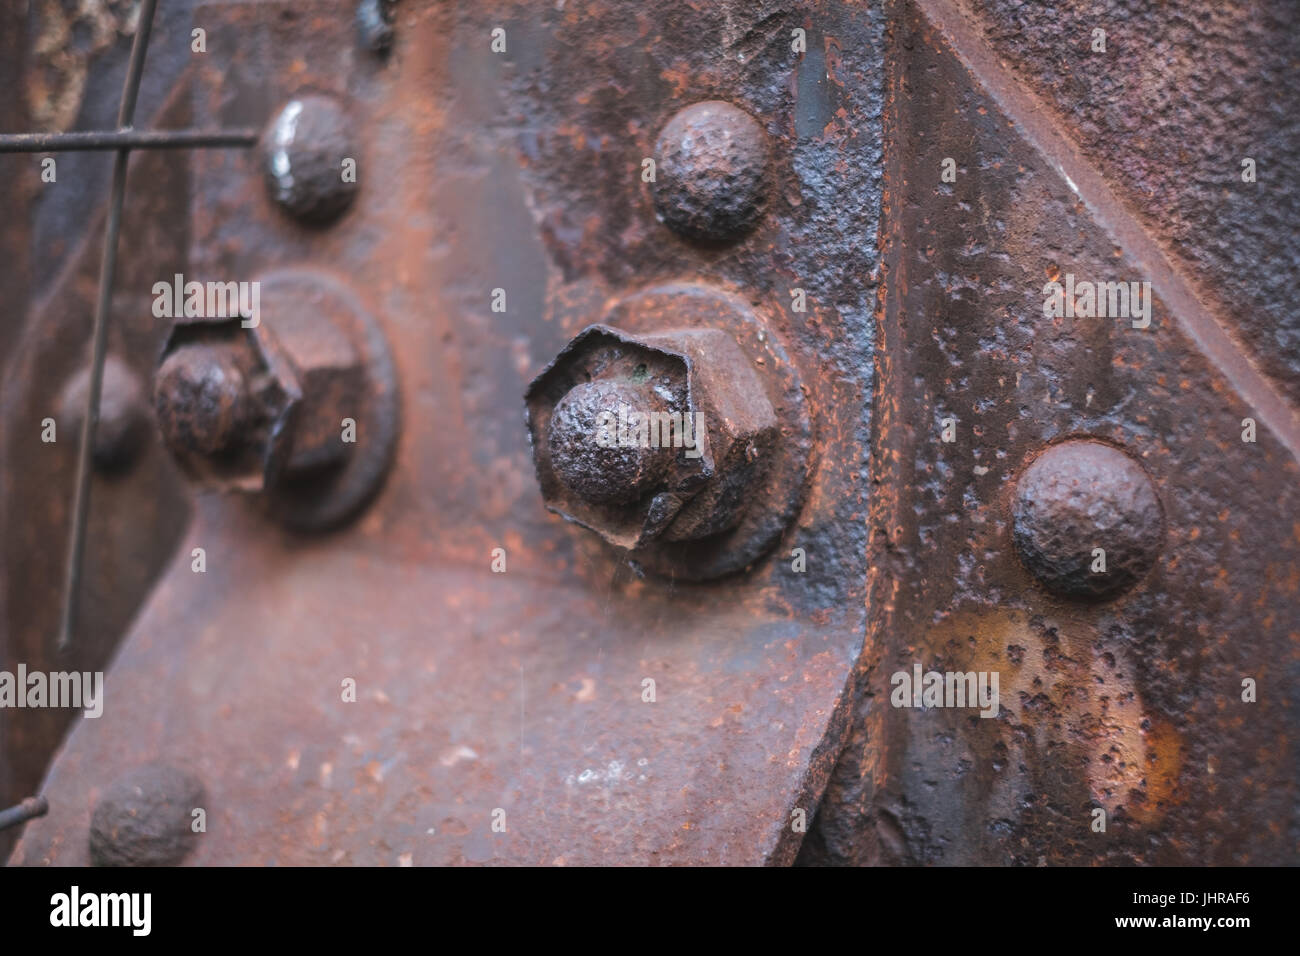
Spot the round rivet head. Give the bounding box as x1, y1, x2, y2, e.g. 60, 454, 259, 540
89, 764, 205, 867
58, 356, 148, 473
1012, 440, 1164, 600
263, 95, 358, 225
652, 100, 770, 243
548, 379, 676, 506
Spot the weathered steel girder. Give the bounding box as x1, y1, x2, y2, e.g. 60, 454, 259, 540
2, 0, 1296, 866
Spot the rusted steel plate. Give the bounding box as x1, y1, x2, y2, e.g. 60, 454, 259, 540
12, 0, 1290, 869
0, 47, 195, 852
962, 0, 1300, 410
13, 501, 857, 865
13, 0, 882, 865
801, 0, 1299, 866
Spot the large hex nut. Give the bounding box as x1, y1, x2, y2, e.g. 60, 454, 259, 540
153, 270, 399, 531
525, 283, 812, 579
527, 324, 778, 550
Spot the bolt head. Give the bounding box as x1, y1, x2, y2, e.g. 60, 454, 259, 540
652, 100, 770, 243
154, 344, 250, 457
152, 321, 299, 495
526, 327, 698, 550
548, 379, 675, 505
1012, 440, 1164, 600
257, 277, 366, 474
525, 321, 778, 553
526, 284, 812, 580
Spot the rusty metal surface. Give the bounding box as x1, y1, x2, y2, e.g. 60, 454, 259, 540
11, 0, 881, 866
0, 5, 198, 857
799, 0, 1299, 866
4, 0, 1297, 868
964, 0, 1300, 410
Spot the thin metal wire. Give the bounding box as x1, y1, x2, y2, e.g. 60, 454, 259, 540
57, 0, 161, 653
0, 128, 259, 153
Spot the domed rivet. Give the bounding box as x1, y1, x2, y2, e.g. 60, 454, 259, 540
89, 764, 206, 867
652, 101, 770, 243
263, 95, 358, 226
1012, 439, 1164, 600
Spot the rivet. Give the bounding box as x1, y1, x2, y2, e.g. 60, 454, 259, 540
1012, 439, 1164, 600
652, 101, 770, 243
89, 764, 205, 867
58, 356, 148, 473
262, 95, 358, 226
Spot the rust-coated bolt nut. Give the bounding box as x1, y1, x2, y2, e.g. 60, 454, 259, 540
152, 270, 399, 531
58, 355, 149, 473
548, 379, 677, 505
152, 322, 296, 495
652, 100, 770, 243
528, 324, 772, 551
525, 283, 813, 580
1012, 439, 1164, 600
154, 343, 253, 459
263, 95, 358, 226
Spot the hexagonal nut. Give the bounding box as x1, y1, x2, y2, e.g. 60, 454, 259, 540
525, 324, 779, 552
257, 279, 366, 474
153, 318, 300, 493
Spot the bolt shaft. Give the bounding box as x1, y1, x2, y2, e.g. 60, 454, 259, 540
0, 795, 49, 832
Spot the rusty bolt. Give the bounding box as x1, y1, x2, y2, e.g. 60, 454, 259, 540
152, 271, 399, 531
1012, 439, 1164, 600
548, 378, 678, 505
263, 95, 358, 226
528, 324, 773, 556
525, 285, 812, 579
652, 101, 770, 243
89, 763, 205, 867
58, 355, 148, 473
152, 322, 296, 495
154, 343, 254, 459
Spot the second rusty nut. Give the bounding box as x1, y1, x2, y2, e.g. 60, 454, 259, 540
152, 270, 398, 531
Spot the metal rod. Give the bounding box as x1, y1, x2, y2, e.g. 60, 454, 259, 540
57, 0, 161, 653
0, 128, 260, 153
0, 795, 49, 832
